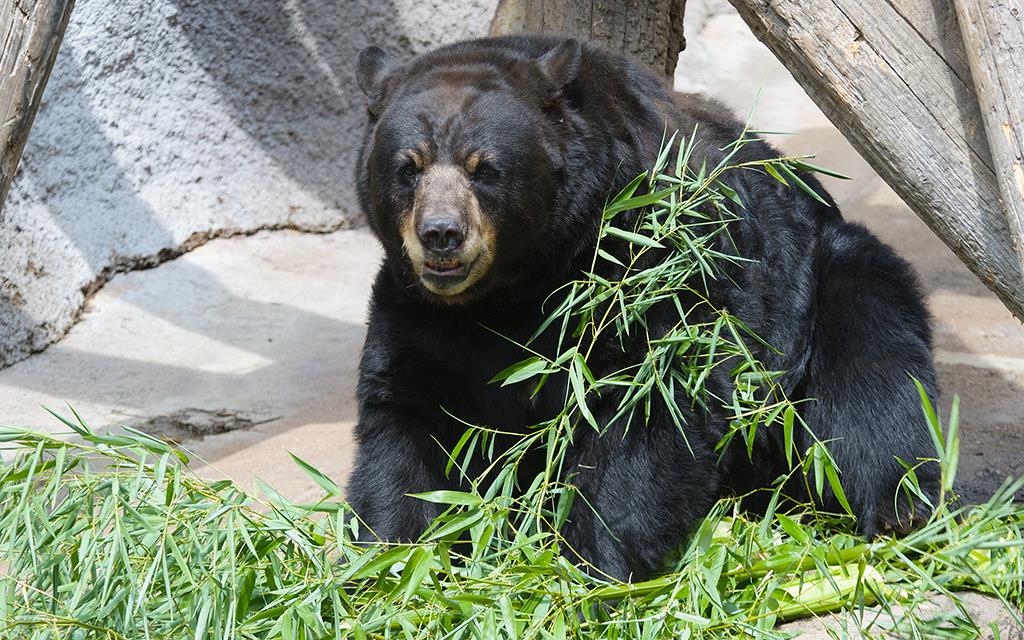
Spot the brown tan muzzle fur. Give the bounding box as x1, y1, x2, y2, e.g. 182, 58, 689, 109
400, 163, 496, 300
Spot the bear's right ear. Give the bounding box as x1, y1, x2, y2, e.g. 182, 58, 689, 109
537, 39, 582, 90
356, 46, 397, 95
356, 46, 399, 115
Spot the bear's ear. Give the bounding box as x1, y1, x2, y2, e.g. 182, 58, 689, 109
537, 39, 582, 90
356, 46, 398, 97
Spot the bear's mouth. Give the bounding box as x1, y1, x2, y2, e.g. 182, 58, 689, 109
418, 252, 486, 298
423, 257, 466, 276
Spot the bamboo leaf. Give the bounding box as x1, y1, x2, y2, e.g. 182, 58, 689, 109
410, 490, 482, 507
603, 225, 664, 249
289, 453, 342, 497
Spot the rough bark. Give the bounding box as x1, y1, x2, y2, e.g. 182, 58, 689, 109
954, 0, 1024, 279
728, 0, 1024, 322
489, 0, 687, 76
0, 0, 75, 213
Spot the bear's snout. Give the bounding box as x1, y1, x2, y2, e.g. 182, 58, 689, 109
398, 164, 497, 300
417, 215, 466, 254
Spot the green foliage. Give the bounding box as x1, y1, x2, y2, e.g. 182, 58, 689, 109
1, 416, 1021, 639
1, 129, 1022, 638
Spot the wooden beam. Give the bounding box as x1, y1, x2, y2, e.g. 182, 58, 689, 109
728, 0, 1024, 322
954, 0, 1024, 281
490, 0, 687, 77
1, 0, 76, 212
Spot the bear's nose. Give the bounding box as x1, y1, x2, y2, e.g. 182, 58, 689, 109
418, 216, 466, 253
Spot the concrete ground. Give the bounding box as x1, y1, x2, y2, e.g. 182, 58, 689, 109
1, 5, 1022, 509
0, 229, 377, 501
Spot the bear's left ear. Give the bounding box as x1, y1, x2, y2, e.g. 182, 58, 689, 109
537, 38, 582, 90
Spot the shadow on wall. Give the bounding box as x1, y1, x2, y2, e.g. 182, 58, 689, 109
24, 0, 417, 266
169, 0, 450, 210
18, 54, 178, 270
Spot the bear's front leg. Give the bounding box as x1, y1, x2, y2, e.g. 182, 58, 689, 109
346, 405, 450, 543
560, 414, 722, 581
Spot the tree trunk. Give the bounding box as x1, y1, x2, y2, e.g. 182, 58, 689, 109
954, 0, 1024, 280
729, 0, 1024, 322
0, 0, 76, 214
489, 0, 687, 77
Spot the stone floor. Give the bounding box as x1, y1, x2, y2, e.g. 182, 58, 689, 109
1, 5, 1022, 509
0, 229, 376, 502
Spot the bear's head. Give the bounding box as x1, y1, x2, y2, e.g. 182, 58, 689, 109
355, 38, 588, 305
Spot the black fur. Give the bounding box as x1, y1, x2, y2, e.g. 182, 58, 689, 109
346, 35, 939, 580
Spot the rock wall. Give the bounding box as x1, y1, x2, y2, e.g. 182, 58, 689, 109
0, 0, 496, 367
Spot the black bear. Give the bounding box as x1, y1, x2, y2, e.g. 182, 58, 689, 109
346, 35, 939, 581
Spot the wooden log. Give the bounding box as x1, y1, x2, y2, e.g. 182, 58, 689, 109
728, 0, 1024, 322
0, 0, 76, 212
954, 0, 1024, 280
489, 0, 687, 77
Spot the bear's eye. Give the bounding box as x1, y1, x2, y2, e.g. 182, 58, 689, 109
471, 161, 500, 183
397, 162, 420, 183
